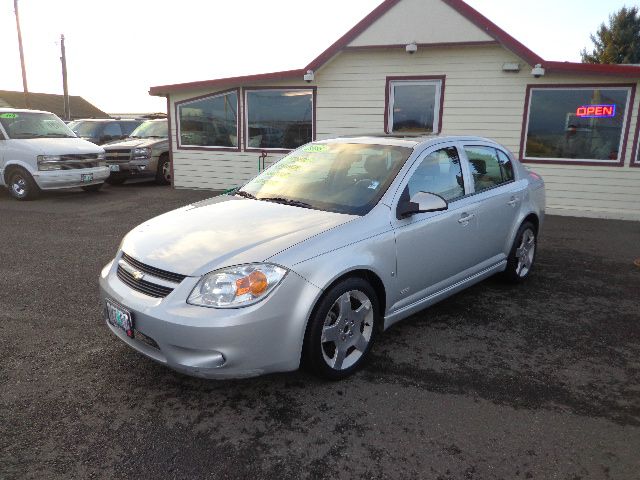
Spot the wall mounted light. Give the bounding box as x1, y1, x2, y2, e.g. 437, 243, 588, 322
405, 42, 418, 54
531, 64, 545, 78
303, 70, 315, 83
502, 62, 521, 72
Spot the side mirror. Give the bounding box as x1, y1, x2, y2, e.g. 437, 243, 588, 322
396, 190, 448, 219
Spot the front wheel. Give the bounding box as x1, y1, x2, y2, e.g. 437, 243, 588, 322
303, 277, 379, 380
502, 221, 537, 283
155, 154, 171, 185
8, 167, 40, 200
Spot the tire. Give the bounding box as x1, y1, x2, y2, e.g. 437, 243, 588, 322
502, 221, 537, 283
7, 167, 40, 201
82, 183, 103, 192
303, 277, 380, 380
155, 154, 171, 185
105, 176, 126, 185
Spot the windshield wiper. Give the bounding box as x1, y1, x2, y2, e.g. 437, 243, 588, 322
259, 196, 312, 209
235, 190, 257, 199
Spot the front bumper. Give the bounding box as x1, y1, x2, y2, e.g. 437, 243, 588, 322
98, 254, 322, 379
33, 167, 110, 190
108, 157, 157, 178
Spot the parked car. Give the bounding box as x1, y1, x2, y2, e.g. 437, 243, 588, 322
99, 135, 545, 380
67, 118, 143, 145
102, 119, 170, 185
0, 108, 109, 200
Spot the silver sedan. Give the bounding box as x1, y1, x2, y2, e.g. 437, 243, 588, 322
99, 135, 545, 380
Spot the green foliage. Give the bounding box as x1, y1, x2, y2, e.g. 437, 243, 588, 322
581, 7, 640, 64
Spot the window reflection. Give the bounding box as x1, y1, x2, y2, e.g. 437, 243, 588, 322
389, 80, 442, 133
525, 87, 629, 162
178, 91, 238, 148
246, 90, 313, 150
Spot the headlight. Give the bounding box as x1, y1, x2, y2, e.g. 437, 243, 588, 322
132, 147, 151, 159
37, 155, 62, 171
188, 263, 288, 308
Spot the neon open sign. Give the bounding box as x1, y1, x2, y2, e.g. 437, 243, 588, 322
576, 104, 616, 118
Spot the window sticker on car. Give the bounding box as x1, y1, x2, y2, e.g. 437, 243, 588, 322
302, 144, 329, 153
368, 181, 380, 189
0, 113, 18, 118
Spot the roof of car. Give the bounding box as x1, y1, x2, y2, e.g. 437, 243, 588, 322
0, 107, 54, 115
319, 134, 500, 148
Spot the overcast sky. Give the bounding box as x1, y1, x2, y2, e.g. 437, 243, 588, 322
0, 0, 632, 114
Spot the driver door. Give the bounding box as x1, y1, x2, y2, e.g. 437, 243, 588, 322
390, 144, 482, 313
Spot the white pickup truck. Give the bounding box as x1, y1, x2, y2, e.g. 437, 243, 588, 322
0, 108, 109, 200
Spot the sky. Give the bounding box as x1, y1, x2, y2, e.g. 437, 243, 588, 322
0, 0, 634, 114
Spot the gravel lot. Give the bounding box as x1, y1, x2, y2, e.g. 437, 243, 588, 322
1, 182, 639, 479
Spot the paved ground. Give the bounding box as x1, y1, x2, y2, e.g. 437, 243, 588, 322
1, 183, 639, 480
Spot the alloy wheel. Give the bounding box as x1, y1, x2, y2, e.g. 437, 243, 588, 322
515, 228, 536, 277
162, 161, 171, 182
321, 290, 373, 370
12, 175, 27, 198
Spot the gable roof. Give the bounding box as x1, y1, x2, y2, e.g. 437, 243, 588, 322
150, 0, 640, 96
0, 90, 109, 119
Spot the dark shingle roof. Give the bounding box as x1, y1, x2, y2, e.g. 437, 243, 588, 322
0, 90, 109, 119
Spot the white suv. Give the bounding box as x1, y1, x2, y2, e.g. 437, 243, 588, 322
0, 108, 109, 200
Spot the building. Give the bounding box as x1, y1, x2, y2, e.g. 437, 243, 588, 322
0, 90, 109, 120
150, 0, 640, 221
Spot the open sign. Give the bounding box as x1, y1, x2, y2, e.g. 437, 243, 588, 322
576, 104, 616, 118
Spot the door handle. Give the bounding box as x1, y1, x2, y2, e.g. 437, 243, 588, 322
458, 213, 475, 224
507, 197, 519, 207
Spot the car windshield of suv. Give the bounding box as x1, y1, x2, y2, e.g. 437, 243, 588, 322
69, 120, 103, 137
239, 142, 413, 215
0, 112, 76, 139
130, 120, 168, 138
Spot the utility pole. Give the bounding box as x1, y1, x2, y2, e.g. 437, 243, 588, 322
14, 0, 30, 108
60, 34, 71, 120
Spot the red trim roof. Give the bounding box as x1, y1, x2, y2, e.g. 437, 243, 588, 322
150, 0, 640, 96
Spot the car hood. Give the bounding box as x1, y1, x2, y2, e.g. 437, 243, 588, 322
103, 137, 167, 149
8, 137, 104, 155
120, 195, 355, 277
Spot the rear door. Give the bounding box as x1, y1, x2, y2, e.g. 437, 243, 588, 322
460, 145, 526, 262
391, 143, 482, 311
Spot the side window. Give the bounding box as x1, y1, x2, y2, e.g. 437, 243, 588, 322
407, 146, 464, 201
496, 149, 514, 182
464, 146, 504, 193
103, 122, 123, 137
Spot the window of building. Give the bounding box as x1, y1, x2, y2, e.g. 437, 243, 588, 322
386, 77, 444, 134
407, 146, 464, 201
464, 146, 513, 193
523, 86, 632, 164
177, 89, 239, 149
245, 89, 314, 150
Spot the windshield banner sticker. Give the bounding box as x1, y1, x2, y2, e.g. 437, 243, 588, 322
0, 113, 17, 118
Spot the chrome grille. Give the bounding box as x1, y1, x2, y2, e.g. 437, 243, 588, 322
105, 149, 132, 162
121, 252, 187, 283
117, 265, 174, 298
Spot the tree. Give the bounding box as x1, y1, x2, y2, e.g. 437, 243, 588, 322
581, 7, 640, 64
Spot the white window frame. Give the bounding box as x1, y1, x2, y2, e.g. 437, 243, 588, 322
522, 85, 633, 165
387, 79, 443, 134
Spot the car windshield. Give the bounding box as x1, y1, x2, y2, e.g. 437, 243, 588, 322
68, 120, 106, 137
0, 111, 76, 139
130, 120, 168, 138
239, 142, 413, 215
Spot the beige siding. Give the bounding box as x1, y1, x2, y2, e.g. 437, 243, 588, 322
169, 45, 640, 220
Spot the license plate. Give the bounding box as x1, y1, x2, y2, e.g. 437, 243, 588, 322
109, 164, 120, 172
81, 173, 93, 183
105, 299, 134, 338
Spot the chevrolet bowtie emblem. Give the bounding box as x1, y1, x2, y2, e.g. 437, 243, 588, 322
132, 270, 144, 281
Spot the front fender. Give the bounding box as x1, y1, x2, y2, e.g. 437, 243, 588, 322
2, 159, 37, 184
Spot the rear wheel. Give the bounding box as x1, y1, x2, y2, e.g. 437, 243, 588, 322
303, 277, 379, 380
502, 221, 537, 283
82, 183, 103, 192
7, 167, 40, 201
156, 154, 171, 185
